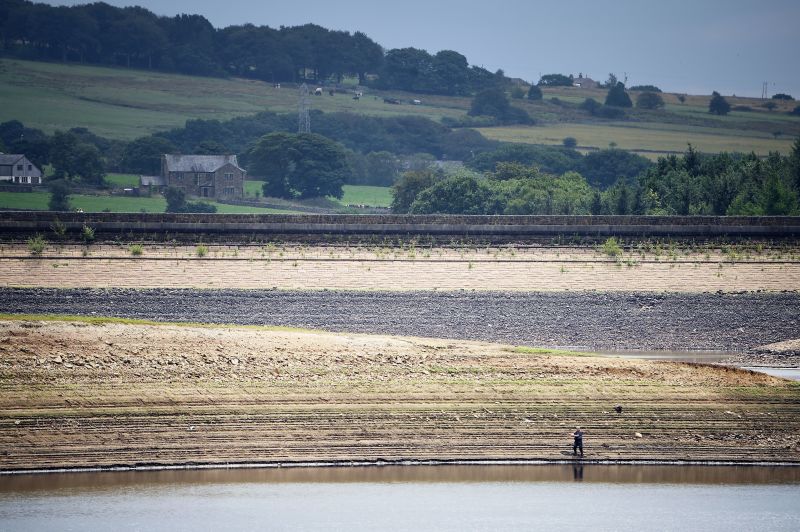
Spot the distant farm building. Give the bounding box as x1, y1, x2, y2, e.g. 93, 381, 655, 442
573, 77, 599, 89
0, 154, 42, 185
160, 154, 245, 199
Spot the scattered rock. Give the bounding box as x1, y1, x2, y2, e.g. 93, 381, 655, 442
635, 432, 643, 438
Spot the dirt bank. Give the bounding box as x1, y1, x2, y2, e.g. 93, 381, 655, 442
0, 319, 798, 471
1, 243, 799, 292
1, 288, 798, 353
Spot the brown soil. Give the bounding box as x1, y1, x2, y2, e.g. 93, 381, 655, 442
1, 319, 798, 471
1, 244, 799, 291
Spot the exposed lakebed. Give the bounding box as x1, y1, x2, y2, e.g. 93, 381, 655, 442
1, 288, 798, 353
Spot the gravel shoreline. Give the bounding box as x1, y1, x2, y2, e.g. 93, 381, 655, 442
1, 288, 798, 353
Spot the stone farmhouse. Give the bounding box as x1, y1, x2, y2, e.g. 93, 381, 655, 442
0, 154, 42, 185
160, 154, 245, 199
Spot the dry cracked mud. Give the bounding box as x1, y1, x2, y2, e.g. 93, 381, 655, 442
1, 319, 798, 471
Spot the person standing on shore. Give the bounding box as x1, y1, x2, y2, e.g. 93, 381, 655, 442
572, 427, 585, 457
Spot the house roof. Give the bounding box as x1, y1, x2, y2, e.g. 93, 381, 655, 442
163, 154, 243, 173
140, 175, 166, 186
0, 154, 25, 165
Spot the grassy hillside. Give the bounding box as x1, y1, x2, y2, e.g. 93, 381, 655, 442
477, 122, 796, 160
0, 59, 464, 140
1, 58, 798, 158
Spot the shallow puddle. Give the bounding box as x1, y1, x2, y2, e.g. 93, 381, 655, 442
597, 350, 800, 381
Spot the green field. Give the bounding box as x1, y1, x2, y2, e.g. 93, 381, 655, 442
477, 122, 797, 159
1, 58, 798, 157
337, 185, 393, 207
244, 181, 392, 208
0, 59, 465, 140
0, 191, 296, 213
105, 173, 140, 187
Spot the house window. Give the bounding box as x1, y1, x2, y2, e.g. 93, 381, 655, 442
17, 165, 23, 171
28, 165, 32, 171
176, 173, 183, 181
223, 187, 235, 195
224, 173, 234, 181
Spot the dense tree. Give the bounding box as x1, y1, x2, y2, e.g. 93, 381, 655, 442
47, 179, 71, 211
709, 91, 731, 115
147, 111, 493, 165
761, 175, 799, 215
788, 137, 800, 189
391, 169, 439, 213
396, 164, 595, 216
527, 85, 543, 101
0, 120, 50, 167
469, 88, 509, 118
639, 146, 799, 216
772, 93, 794, 101
577, 149, 652, 189
49, 131, 105, 185
636, 92, 665, 110
248, 132, 349, 199
120, 136, 176, 174
605, 82, 632, 108
538, 74, 573, 87
580, 98, 602, 114
409, 174, 501, 214
430, 50, 470, 95
468, 88, 533, 125
468, 144, 582, 175
629, 85, 662, 93
193, 140, 229, 155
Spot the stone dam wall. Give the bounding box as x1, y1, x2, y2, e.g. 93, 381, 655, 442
0, 212, 798, 241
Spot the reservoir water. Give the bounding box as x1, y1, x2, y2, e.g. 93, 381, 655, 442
1, 465, 799, 531
595, 350, 800, 381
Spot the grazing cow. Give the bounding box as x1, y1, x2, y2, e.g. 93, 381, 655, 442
314, 87, 323, 95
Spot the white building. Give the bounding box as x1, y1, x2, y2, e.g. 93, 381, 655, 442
0, 154, 43, 185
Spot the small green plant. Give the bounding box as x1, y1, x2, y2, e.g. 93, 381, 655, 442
81, 247, 90, 257
50, 219, 67, 238
601, 237, 623, 258
129, 244, 143, 256
196, 244, 208, 257
27, 234, 47, 256
81, 224, 95, 244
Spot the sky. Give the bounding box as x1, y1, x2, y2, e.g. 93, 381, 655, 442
52, 0, 800, 97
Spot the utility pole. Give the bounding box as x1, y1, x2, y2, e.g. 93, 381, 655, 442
298, 83, 311, 134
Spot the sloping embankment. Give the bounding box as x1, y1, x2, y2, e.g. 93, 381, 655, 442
1, 319, 798, 471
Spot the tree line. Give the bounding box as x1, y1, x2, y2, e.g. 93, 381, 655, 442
3, 113, 798, 216
392, 142, 800, 217
0, 0, 513, 94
